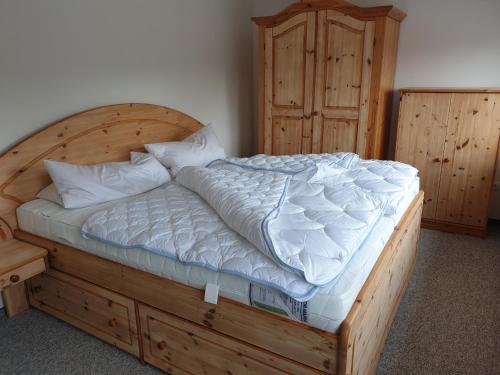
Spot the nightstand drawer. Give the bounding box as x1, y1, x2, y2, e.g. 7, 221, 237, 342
0, 258, 45, 289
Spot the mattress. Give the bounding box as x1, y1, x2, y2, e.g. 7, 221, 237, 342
17, 179, 418, 333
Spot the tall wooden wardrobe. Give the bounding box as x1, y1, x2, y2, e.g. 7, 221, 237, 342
253, 0, 406, 159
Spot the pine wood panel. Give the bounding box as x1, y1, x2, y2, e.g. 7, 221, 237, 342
312, 11, 373, 155
28, 269, 140, 356
356, 21, 375, 155
252, 1, 406, 26
0, 239, 47, 316
0, 104, 203, 236
366, 17, 401, 159
16, 191, 424, 375
321, 119, 357, 153
265, 12, 316, 155
0, 258, 45, 290
0, 239, 47, 275
140, 304, 323, 375
273, 22, 306, 107
272, 116, 304, 154
395, 92, 452, 219
3, 282, 30, 317
256, 1, 404, 159
16, 231, 338, 373
339, 192, 423, 375
396, 89, 500, 236
436, 93, 500, 227
323, 13, 364, 109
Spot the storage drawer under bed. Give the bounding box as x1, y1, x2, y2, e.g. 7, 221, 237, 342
138, 303, 325, 375
28, 269, 140, 357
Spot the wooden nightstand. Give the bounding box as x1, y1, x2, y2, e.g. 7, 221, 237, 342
1, 239, 47, 317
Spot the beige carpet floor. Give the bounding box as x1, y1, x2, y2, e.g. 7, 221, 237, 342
1, 224, 499, 375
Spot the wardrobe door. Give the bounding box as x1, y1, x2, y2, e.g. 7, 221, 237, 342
263, 12, 316, 155
312, 10, 375, 156
436, 93, 500, 227
395, 92, 452, 219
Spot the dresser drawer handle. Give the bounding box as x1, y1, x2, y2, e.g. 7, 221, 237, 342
10, 274, 20, 283
157, 341, 167, 350
108, 318, 118, 328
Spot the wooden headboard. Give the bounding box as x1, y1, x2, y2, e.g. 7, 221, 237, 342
0, 103, 204, 239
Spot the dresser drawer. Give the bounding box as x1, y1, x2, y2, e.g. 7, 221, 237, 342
138, 303, 322, 375
0, 258, 45, 290
28, 269, 140, 356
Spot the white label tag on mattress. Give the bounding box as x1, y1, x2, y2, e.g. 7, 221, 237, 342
204, 283, 220, 305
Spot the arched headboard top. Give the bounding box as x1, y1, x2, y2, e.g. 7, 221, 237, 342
0, 103, 204, 238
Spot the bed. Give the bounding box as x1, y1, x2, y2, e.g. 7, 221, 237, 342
0, 104, 423, 375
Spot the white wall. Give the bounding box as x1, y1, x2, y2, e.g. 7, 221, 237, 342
0, 0, 254, 157
349, 0, 500, 218
252, 0, 500, 218
0, 0, 256, 311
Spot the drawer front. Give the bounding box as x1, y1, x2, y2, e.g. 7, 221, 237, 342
139, 304, 323, 375
0, 258, 45, 290
28, 270, 140, 356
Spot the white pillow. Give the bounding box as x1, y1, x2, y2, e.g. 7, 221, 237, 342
43, 152, 170, 209
37, 184, 64, 206
145, 125, 226, 175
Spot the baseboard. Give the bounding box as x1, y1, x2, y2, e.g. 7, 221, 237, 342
421, 219, 485, 237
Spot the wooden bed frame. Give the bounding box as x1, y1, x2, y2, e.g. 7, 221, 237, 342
0, 103, 423, 375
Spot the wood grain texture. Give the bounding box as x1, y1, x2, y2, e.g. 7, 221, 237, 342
0, 239, 47, 275
16, 230, 338, 373
2, 282, 30, 317
15, 190, 423, 375
252, 0, 406, 27
265, 11, 316, 155
0, 239, 47, 316
321, 119, 357, 152
0, 103, 203, 237
436, 93, 500, 227
395, 92, 452, 219
339, 192, 423, 375
140, 304, 324, 375
0, 258, 45, 290
28, 269, 141, 356
365, 16, 400, 159
1, 99, 423, 374
395, 90, 500, 236
256, 1, 403, 159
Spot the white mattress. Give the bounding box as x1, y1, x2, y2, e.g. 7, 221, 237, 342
17, 179, 418, 333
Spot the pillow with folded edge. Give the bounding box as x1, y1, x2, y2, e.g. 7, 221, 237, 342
144, 124, 226, 175
38, 152, 170, 209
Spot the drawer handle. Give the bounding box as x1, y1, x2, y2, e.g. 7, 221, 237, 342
10, 274, 20, 283
157, 341, 167, 350
108, 318, 118, 328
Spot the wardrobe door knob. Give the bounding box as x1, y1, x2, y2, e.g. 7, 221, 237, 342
157, 341, 167, 350
10, 274, 20, 283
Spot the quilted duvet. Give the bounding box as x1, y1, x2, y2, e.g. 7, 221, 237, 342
82, 153, 418, 301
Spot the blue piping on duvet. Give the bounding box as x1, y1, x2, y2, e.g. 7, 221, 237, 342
81, 229, 321, 302
81, 152, 382, 302
208, 154, 385, 287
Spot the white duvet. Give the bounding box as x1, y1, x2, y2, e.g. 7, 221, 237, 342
82, 153, 418, 301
